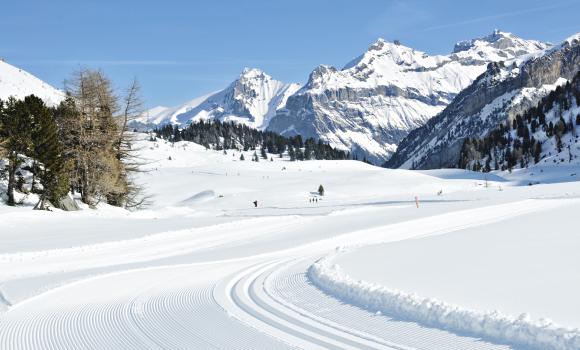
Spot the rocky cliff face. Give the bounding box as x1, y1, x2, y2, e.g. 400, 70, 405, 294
136, 68, 300, 131
385, 34, 580, 169
267, 31, 549, 163
458, 69, 580, 172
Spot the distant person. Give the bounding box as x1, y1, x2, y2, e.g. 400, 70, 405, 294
253, 200, 258, 207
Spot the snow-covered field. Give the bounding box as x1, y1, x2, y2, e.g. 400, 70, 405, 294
1, 134, 579, 349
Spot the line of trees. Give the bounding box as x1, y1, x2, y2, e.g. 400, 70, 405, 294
0, 69, 146, 209
154, 120, 350, 161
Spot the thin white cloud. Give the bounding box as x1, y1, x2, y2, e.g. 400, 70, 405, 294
19, 57, 304, 67
419, 2, 575, 32
21, 59, 213, 66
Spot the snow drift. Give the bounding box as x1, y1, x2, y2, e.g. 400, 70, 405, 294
179, 190, 216, 205
308, 253, 580, 350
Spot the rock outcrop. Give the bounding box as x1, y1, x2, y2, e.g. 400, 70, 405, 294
386, 34, 580, 169
267, 31, 549, 163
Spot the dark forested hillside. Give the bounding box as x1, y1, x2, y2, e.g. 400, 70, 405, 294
459, 70, 580, 172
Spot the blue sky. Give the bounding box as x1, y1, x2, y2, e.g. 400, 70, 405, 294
1, 0, 579, 108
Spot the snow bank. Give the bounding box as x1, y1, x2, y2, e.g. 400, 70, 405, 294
179, 190, 216, 205
308, 253, 580, 350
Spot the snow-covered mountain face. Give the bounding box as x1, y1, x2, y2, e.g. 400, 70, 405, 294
386, 34, 580, 170
266, 31, 550, 163
458, 69, 580, 172
451, 29, 548, 64
135, 68, 300, 131
0, 60, 64, 106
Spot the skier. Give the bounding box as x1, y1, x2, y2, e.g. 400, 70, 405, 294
253, 200, 258, 208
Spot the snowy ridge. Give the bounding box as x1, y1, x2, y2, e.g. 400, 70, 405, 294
267, 31, 550, 163
309, 253, 580, 350
386, 32, 580, 169
452, 29, 548, 63
0, 60, 64, 106
136, 92, 216, 126
136, 68, 300, 130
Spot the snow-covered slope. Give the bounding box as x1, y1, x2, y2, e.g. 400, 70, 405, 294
311, 198, 580, 349
451, 29, 549, 63
1, 134, 579, 350
267, 31, 549, 163
387, 33, 580, 169
134, 68, 300, 130
0, 60, 64, 106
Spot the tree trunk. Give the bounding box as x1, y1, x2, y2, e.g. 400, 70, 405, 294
31, 160, 37, 193
34, 194, 45, 210
7, 153, 16, 206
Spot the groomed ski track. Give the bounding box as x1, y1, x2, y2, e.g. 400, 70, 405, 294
0, 197, 553, 349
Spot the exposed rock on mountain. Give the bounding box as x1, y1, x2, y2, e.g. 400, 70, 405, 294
386, 34, 579, 169
136, 68, 300, 131
267, 31, 549, 163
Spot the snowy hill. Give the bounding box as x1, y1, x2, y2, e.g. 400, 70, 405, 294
386, 33, 580, 169
0, 60, 64, 106
135, 68, 300, 130
266, 31, 549, 163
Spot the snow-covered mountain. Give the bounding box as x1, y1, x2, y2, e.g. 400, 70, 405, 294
386, 33, 580, 170
0, 59, 64, 106
266, 31, 549, 163
458, 68, 580, 172
136, 68, 300, 131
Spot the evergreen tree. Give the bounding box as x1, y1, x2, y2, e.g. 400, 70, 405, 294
260, 147, 267, 159
295, 147, 304, 161
26, 96, 70, 209
0, 97, 33, 206
288, 146, 296, 161
533, 140, 542, 164
318, 184, 325, 196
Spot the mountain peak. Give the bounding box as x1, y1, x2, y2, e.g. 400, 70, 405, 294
303, 64, 338, 90
342, 38, 419, 71
364, 38, 415, 58
139, 68, 300, 131
368, 37, 406, 52
453, 30, 509, 53
561, 32, 580, 47
369, 37, 387, 50
239, 67, 269, 80
452, 30, 548, 54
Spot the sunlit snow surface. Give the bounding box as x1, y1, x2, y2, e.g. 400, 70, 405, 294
1, 134, 579, 349
0, 60, 64, 106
